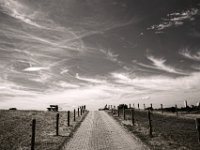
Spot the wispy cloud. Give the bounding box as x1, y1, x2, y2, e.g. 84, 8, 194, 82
179, 49, 200, 61
0, 0, 46, 28
60, 69, 69, 74
147, 55, 179, 73
0, 76, 40, 98
111, 72, 200, 92
23, 67, 49, 72
75, 73, 106, 84
135, 55, 187, 75
100, 49, 122, 65
56, 81, 79, 88
111, 73, 132, 81
148, 8, 198, 31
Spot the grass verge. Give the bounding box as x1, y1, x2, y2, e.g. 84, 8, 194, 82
0, 109, 88, 150
107, 110, 200, 150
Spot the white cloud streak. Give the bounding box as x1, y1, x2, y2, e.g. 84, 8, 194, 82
111, 72, 200, 92
0, 0, 46, 28
75, 73, 106, 84
148, 8, 198, 31
135, 55, 187, 75
147, 55, 181, 74
23, 67, 49, 72
180, 49, 200, 61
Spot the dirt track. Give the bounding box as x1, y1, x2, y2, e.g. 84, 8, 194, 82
63, 111, 148, 150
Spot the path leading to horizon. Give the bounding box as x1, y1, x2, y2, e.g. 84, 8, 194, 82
63, 111, 148, 150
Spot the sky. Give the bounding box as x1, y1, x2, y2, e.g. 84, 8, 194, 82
0, 0, 200, 110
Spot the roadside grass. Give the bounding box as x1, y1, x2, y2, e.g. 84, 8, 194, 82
0, 110, 88, 150
108, 109, 200, 150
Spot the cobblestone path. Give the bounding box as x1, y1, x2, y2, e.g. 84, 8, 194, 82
63, 111, 148, 150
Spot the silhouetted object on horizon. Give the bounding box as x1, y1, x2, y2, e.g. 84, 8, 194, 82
145, 107, 153, 111
103, 104, 109, 110
184, 100, 188, 108
9, 108, 17, 110
118, 104, 128, 109
154, 104, 200, 113
47, 105, 58, 112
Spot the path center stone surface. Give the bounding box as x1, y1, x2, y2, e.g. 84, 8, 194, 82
63, 111, 148, 150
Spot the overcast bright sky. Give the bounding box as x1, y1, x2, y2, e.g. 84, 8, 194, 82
0, 0, 200, 110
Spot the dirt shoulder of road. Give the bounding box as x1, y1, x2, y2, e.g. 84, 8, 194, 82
107, 111, 192, 150
0, 110, 88, 150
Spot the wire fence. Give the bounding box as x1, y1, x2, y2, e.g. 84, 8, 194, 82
0, 106, 87, 150
110, 107, 200, 150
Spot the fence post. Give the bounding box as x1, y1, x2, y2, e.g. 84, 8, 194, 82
148, 110, 153, 137
175, 104, 178, 117
150, 103, 153, 110
196, 118, 200, 143
138, 103, 140, 110
81, 107, 83, 115
161, 104, 163, 114
68, 111, 70, 126
83, 106, 85, 113
31, 119, 36, 150
78, 108, 80, 117
117, 106, 120, 117
74, 109, 76, 122
123, 106, 126, 120
131, 109, 135, 125
56, 113, 59, 136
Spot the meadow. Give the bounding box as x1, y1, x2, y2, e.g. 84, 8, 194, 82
110, 108, 200, 150
0, 109, 87, 150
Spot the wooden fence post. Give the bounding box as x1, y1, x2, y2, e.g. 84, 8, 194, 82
175, 104, 178, 117
148, 110, 153, 137
74, 109, 76, 122
80, 107, 82, 115
161, 104, 163, 114
150, 103, 153, 110
123, 106, 126, 120
67, 111, 70, 126
196, 118, 200, 143
138, 103, 140, 110
113, 106, 116, 114
78, 108, 80, 117
56, 113, 59, 136
31, 119, 36, 150
117, 106, 120, 117
131, 109, 135, 125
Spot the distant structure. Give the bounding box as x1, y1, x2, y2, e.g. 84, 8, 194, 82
118, 104, 128, 109
47, 105, 58, 112
197, 102, 200, 107
9, 108, 17, 110
184, 100, 188, 108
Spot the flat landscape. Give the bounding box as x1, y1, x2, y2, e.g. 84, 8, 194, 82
109, 108, 200, 150
0, 109, 87, 150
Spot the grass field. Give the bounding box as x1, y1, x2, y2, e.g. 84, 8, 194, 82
110, 109, 200, 150
0, 109, 87, 150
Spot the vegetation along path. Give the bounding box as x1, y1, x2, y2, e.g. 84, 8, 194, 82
62, 111, 148, 150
